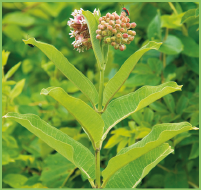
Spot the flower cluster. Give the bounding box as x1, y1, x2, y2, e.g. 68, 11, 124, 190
96, 11, 136, 51
67, 8, 99, 53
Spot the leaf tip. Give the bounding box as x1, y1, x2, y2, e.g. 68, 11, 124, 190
192, 126, 199, 130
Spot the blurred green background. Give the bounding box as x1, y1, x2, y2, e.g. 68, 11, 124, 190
2, 2, 199, 188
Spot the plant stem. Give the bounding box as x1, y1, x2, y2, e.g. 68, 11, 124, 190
95, 149, 101, 188
98, 68, 104, 112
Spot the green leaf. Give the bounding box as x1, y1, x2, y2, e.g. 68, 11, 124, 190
2, 50, 10, 66
9, 79, 25, 102
22, 37, 98, 106
102, 82, 182, 140
3, 113, 95, 180
188, 142, 199, 160
104, 143, 173, 188
147, 9, 161, 40
82, 11, 104, 67
102, 122, 196, 187
195, 8, 199, 17
3, 174, 28, 188
181, 8, 198, 24
41, 87, 104, 149
2, 11, 35, 27
40, 153, 75, 188
163, 94, 175, 113
178, 36, 199, 57
103, 41, 162, 106
159, 35, 183, 55
5, 62, 21, 80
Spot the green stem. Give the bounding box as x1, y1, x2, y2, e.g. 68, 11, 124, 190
98, 68, 104, 112
95, 149, 101, 188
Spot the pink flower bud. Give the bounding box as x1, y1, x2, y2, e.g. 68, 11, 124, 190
115, 24, 121, 29
119, 44, 126, 51
127, 18, 130, 22
99, 17, 103, 22
106, 18, 110, 23
102, 16, 106, 20
126, 23, 130, 29
96, 34, 102, 40
128, 36, 134, 41
112, 12, 117, 16
101, 21, 105, 25
121, 11, 127, 17
112, 29, 117, 34
132, 31, 136, 36
123, 33, 128, 38
110, 15, 115, 20
116, 19, 121, 24
109, 20, 115, 25
104, 23, 109, 28
107, 25, 113, 31
115, 15, 120, 20
120, 28, 124, 33
121, 23, 126, 28
130, 22, 137, 28
111, 42, 116, 46
106, 13, 111, 18
116, 33, 122, 38
120, 15, 124, 20
121, 17, 127, 23
96, 29, 102, 34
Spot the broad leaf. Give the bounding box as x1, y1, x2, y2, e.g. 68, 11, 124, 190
41, 87, 104, 149
103, 143, 173, 188
82, 11, 104, 67
102, 82, 182, 140
181, 8, 198, 24
102, 122, 197, 186
3, 113, 95, 180
103, 41, 162, 107
9, 79, 25, 102
22, 38, 98, 106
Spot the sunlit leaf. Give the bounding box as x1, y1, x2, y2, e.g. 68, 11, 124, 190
102, 82, 182, 140
5, 62, 21, 80
102, 122, 197, 187
103, 41, 162, 107
9, 79, 25, 102
3, 113, 95, 180
3, 174, 28, 188
41, 87, 104, 149
22, 38, 98, 106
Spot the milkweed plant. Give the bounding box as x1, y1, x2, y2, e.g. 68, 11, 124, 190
3, 8, 198, 188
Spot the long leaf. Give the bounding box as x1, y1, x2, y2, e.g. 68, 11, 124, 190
3, 113, 95, 180
82, 11, 104, 67
102, 82, 182, 140
104, 143, 173, 188
103, 41, 162, 107
41, 87, 104, 149
102, 122, 197, 186
22, 38, 98, 106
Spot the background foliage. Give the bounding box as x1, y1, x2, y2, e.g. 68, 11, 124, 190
2, 2, 199, 188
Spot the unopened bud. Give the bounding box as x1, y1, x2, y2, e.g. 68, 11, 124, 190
115, 24, 121, 29
96, 34, 102, 40
121, 23, 126, 28
110, 15, 115, 20
128, 36, 134, 41
114, 44, 120, 50
106, 18, 110, 23
99, 17, 103, 23
111, 36, 116, 41
105, 37, 111, 43
102, 16, 106, 20
98, 24, 105, 30
120, 28, 126, 33
121, 17, 127, 23
128, 30, 133, 35
112, 29, 117, 34
101, 21, 106, 25
116, 38, 121, 43
102, 30, 107, 36
111, 42, 116, 46
122, 38, 128, 44
130, 22, 137, 28
106, 13, 111, 18
132, 31, 136, 36
116, 33, 122, 38
112, 12, 117, 16
127, 18, 130, 22
115, 15, 120, 20
119, 44, 126, 51
96, 29, 102, 34
121, 11, 127, 17
116, 19, 121, 24
123, 33, 128, 38
107, 25, 113, 31
104, 23, 109, 28
109, 20, 115, 25
126, 23, 130, 29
